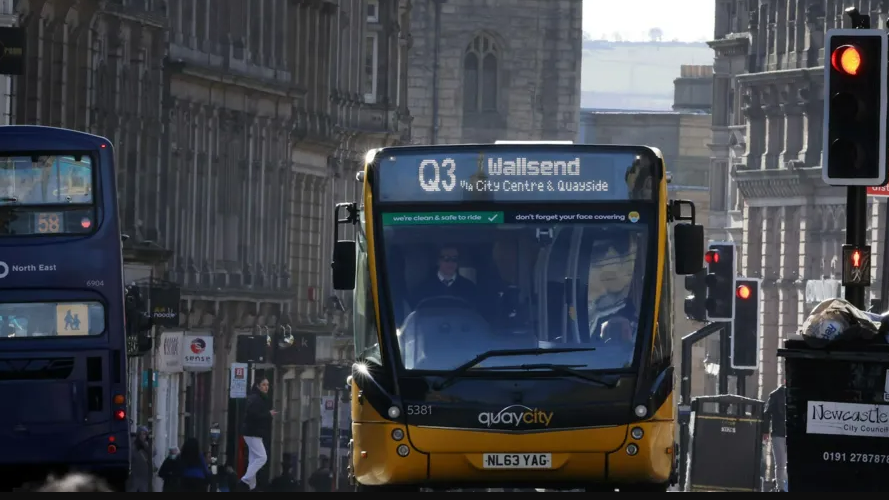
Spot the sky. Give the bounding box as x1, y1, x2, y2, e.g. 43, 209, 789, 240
583, 0, 716, 42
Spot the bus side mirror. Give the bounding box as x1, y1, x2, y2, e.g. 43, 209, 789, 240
673, 223, 704, 275
332, 240, 357, 290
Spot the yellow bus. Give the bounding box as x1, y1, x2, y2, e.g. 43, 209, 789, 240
331, 142, 704, 491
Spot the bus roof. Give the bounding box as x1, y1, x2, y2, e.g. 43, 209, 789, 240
0, 126, 111, 151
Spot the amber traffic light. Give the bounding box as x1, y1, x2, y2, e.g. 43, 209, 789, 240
823, 29, 888, 186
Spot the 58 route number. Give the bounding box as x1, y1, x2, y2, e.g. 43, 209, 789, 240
36, 213, 61, 233
418, 159, 456, 192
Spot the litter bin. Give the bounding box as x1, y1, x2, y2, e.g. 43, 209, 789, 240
684, 394, 764, 492
778, 339, 889, 492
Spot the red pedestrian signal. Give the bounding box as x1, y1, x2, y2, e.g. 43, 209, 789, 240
842, 244, 871, 286
851, 250, 862, 268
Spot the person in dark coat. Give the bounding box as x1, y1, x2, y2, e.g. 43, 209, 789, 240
178, 437, 211, 492
157, 447, 183, 492
308, 456, 333, 492
268, 459, 300, 492
238, 377, 277, 491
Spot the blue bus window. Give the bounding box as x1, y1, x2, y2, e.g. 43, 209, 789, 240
0, 302, 105, 338
0, 155, 97, 236
0, 155, 94, 205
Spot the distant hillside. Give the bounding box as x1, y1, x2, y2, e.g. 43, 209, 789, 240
581, 40, 714, 111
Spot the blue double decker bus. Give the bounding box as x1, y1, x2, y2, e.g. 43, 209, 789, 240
0, 126, 129, 490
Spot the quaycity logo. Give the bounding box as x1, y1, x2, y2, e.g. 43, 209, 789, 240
628, 211, 640, 223
478, 405, 554, 428
190, 338, 206, 355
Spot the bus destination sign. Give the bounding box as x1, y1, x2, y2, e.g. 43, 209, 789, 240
376, 149, 655, 203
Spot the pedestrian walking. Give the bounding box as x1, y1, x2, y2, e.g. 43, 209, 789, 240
178, 438, 212, 492
763, 382, 787, 492
127, 426, 152, 492
238, 377, 277, 491
158, 447, 183, 492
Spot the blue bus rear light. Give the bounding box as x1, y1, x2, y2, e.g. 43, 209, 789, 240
114, 409, 126, 421
107, 444, 117, 454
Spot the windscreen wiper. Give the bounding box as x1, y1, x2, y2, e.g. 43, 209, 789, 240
473, 363, 620, 388
431, 347, 595, 391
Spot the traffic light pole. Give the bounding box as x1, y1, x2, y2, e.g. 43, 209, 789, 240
678, 321, 726, 491
718, 324, 731, 396
881, 209, 889, 311
846, 186, 868, 309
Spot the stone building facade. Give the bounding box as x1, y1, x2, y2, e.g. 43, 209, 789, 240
12, 0, 410, 483
708, 0, 885, 400
407, 0, 582, 143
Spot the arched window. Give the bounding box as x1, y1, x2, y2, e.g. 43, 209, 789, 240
463, 34, 499, 113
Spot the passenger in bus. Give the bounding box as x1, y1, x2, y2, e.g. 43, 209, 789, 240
411, 246, 478, 307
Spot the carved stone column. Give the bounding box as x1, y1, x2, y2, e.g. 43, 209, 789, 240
798, 82, 823, 168
742, 87, 765, 170
778, 82, 804, 166
761, 85, 782, 170
804, 3, 824, 67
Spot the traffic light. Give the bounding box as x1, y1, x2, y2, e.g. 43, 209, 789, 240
822, 29, 888, 186
705, 242, 735, 321
683, 269, 707, 322
841, 244, 872, 286
731, 278, 761, 371
124, 284, 153, 356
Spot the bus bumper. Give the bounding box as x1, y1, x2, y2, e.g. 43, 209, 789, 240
351, 420, 674, 488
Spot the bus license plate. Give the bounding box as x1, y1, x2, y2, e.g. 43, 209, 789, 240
482, 453, 552, 469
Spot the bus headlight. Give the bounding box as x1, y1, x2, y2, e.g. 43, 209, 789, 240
388, 406, 401, 419
634, 405, 647, 418
626, 444, 639, 456
391, 428, 404, 441
631, 427, 644, 440
397, 444, 410, 457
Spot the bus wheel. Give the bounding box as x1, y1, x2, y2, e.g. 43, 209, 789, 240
620, 482, 669, 492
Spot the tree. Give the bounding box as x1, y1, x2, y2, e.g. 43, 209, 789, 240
648, 27, 663, 42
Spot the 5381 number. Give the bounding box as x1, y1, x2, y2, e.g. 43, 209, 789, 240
406, 405, 432, 415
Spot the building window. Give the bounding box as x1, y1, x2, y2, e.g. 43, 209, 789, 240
367, 0, 380, 23
364, 32, 379, 104
463, 34, 499, 113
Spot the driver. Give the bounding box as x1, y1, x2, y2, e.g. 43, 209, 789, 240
411, 245, 478, 307
601, 316, 634, 346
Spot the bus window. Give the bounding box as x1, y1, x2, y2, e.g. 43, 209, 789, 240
381, 217, 650, 372
0, 301, 105, 338
354, 231, 381, 363
0, 156, 94, 205
0, 155, 96, 236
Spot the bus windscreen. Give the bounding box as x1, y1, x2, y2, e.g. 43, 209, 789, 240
376, 147, 659, 203
0, 155, 97, 236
